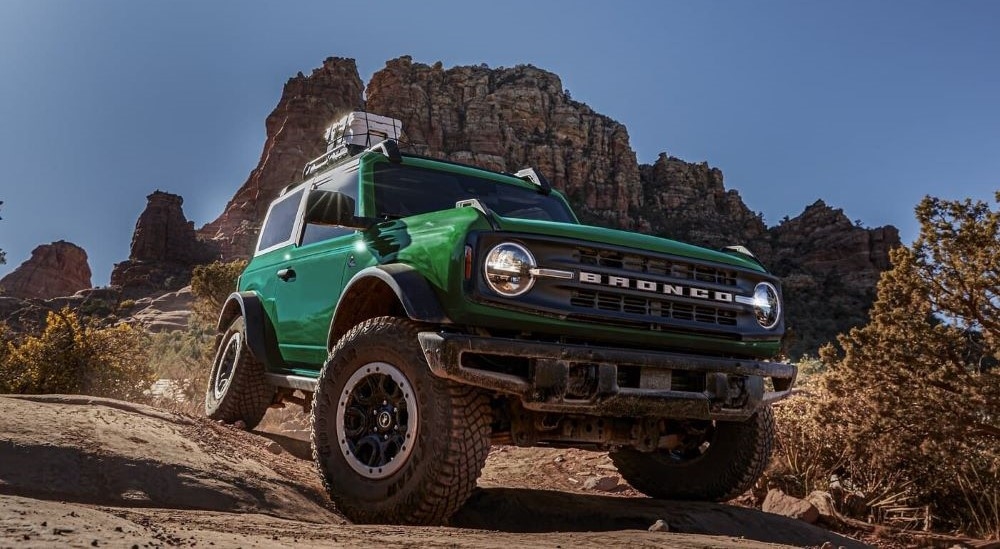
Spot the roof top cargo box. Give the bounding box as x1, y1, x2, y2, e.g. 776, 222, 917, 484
326, 111, 403, 154
303, 112, 405, 177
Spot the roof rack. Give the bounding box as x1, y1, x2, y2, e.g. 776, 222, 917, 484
302, 111, 404, 178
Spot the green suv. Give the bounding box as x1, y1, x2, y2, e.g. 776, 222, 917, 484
205, 119, 796, 525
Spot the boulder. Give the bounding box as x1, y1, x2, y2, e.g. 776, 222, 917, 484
762, 489, 820, 524
805, 490, 842, 525
648, 519, 670, 532
583, 476, 620, 492
129, 286, 194, 333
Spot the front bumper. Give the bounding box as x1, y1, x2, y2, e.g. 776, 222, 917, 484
418, 332, 796, 421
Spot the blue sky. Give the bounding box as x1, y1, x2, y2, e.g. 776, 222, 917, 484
1, 1, 998, 285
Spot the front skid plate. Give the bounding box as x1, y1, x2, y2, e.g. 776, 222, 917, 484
418, 331, 796, 421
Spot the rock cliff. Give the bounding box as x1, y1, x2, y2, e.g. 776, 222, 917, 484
637, 153, 769, 249
0, 241, 92, 300
366, 57, 641, 227
198, 57, 365, 258
764, 201, 900, 356
111, 191, 214, 297
768, 200, 898, 288
187, 56, 899, 356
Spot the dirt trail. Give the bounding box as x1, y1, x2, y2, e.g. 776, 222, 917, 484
0, 395, 869, 548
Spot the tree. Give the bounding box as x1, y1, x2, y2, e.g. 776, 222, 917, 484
815, 192, 999, 536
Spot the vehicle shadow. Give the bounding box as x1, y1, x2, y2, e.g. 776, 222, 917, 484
257, 431, 313, 461
453, 487, 870, 549
259, 433, 869, 548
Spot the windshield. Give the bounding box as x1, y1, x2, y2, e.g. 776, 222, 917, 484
373, 162, 576, 223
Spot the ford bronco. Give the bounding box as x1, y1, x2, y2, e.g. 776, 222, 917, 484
205, 112, 796, 525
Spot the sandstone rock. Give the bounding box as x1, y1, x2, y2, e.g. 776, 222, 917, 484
111, 191, 215, 298
367, 57, 641, 229
0, 241, 92, 299
805, 490, 841, 524
199, 57, 365, 259
129, 286, 194, 333
648, 519, 670, 532
128, 191, 206, 264
583, 476, 619, 492
769, 200, 899, 288
265, 441, 283, 455
638, 153, 768, 250
762, 488, 820, 524
765, 200, 901, 356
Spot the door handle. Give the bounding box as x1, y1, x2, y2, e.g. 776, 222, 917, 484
276, 268, 296, 282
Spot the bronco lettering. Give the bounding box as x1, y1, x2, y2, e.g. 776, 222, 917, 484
578, 271, 736, 303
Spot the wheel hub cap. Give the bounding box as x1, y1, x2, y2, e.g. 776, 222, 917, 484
336, 362, 417, 479
212, 333, 241, 400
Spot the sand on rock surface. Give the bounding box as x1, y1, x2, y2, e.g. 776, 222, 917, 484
0, 394, 869, 548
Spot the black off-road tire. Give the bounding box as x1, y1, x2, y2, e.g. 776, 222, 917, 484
310, 317, 492, 525
204, 316, 275, 429
610, 406, 774, 501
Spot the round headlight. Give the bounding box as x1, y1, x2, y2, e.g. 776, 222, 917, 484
483, 243, 536, 297
752, 282, 781, 329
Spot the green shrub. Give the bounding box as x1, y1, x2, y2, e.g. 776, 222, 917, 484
143, 327, 216, 413
191, 260, 247, 327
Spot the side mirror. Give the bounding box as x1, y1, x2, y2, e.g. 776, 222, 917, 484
305, 191, 373, 229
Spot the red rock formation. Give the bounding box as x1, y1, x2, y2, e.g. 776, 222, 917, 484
0, 241, 92, 299
763, 200, 900, 356
111, 191, 214, 296
128, 191, 206, 264
198, 57, 365, 259
769, 200, 899, 287
638, 153, 769, 250
366, 57, 641, 228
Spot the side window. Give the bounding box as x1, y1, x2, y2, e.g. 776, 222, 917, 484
300, 165, 359, 246
257, 189, 304, 253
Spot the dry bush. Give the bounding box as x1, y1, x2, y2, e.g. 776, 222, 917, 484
771, 193, 1000, 538
0, 308, 153, 401
143, 259, 246, 414
191, 259, 247, 327
143, 327, 215, 414
770, 358, 847, 497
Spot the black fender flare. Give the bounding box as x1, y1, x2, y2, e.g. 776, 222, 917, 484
217, 291, 284, 370
327, 264, 451, 348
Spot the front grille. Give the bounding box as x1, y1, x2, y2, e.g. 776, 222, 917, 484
473, 234, 771, 339
577, 247, 737, 286
570, 289, 738, 327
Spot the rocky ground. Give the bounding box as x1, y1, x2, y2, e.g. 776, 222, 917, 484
0, 394, 875, 549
